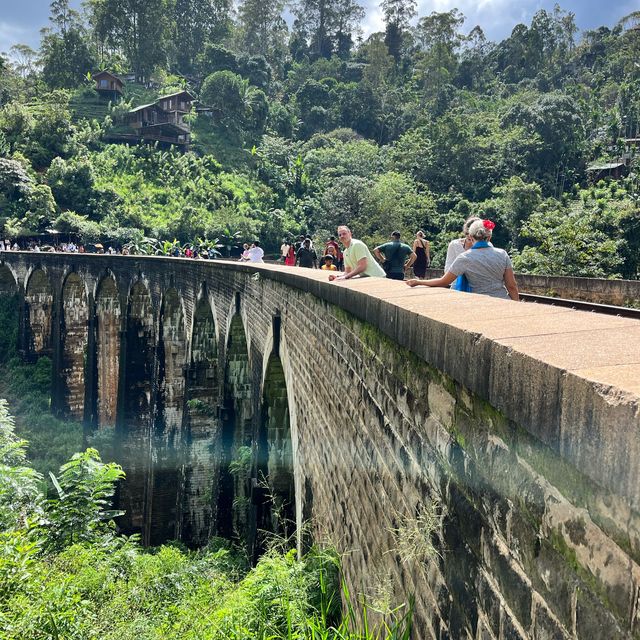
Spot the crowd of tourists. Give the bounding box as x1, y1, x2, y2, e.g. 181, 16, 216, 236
0, 239, 119, 254
1, 216, 519, 300
323, 222, 516, 299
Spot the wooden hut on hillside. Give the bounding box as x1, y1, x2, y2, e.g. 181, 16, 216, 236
93, 70, 124, 101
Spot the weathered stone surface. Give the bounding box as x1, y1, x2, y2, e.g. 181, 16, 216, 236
2, 253, 640, 640
60, 272, 88, 419
25, 268, 53, 357
95, 274, 120, 427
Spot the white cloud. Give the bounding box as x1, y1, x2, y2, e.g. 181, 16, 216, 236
361, 4, 385, 36
0, 22, 34, 57
415, 0, 532, 39
359, 0, 536, 40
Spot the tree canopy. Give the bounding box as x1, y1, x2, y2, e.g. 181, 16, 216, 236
0, 1, 638, 277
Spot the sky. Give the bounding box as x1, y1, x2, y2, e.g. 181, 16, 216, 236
1, 0, 638, 57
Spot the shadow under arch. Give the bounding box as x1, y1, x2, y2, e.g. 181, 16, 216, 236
255, 353, 295, 557
118, 279, 155, 538
25, 268, 53, 359
150, 287, 187, 545
94, 273, 120, 428
0, 263, 18, 292
183, 292, 220, 546
59, 271, 88, 420
217, 312, 253, 542
0, 264, 19, 363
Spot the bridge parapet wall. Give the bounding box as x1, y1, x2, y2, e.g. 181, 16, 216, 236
1, 252, 639, 639
424, 267, 640, 306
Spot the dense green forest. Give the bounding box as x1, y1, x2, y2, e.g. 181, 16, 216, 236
1, 1, 639, 276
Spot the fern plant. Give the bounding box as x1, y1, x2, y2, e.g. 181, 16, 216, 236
45, 448, 125, 552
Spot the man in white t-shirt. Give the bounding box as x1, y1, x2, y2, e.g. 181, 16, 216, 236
280, 238, 291, 262
247, 241, 264, 263
328, 225, 385, 281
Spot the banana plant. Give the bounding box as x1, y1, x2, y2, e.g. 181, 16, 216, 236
123, 237, 158, 255
155, 239, 181, 256
216, 226, 242, 257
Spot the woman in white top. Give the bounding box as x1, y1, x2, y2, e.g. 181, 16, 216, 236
406, 219, 519, 301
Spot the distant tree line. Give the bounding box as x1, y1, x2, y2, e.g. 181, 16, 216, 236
0, 2, 639, 278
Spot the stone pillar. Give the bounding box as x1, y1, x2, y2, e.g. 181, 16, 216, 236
183, 296, 220, 546
94, 275, 121, 429
24, 269, 53, 360
50, 278, 63, 417
117, 281, 155, 539
84, 292, 97, 431
58, 272, 89, 421
148, 288, 187, 545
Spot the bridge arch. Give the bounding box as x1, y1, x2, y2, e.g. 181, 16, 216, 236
24, 268, 53, 358
0, 263, 18, 292
94, 272, 120, 428
0, 264, 20, 364
59, 271, 89, 420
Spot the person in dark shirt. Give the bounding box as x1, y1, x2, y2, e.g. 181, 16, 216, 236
296, 238, 317, 268
374, 231, 416, 280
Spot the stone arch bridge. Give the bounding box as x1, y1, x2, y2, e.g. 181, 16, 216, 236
1, 252, 639, 640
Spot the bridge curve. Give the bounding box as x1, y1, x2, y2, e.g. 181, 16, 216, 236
1, 251, 639, 639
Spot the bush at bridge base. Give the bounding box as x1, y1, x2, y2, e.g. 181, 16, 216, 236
0, 398, 413, 640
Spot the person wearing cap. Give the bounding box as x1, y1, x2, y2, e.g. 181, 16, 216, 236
374, 231, 416, 281
328, 225, 386, 281
320, 254, 337, 271
405, 219, 519, 300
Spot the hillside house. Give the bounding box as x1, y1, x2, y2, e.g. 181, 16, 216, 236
123, 90, 195, 148
586, 161, 628, 182
93, 71, 124, 101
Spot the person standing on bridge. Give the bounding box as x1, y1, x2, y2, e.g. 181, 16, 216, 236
247, 241, 264, 263
296, 238, 318, 268
411, 230, 430, 279
405, 219, 519, 301
328, 225, 386, 281
374, 231, 416, 280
